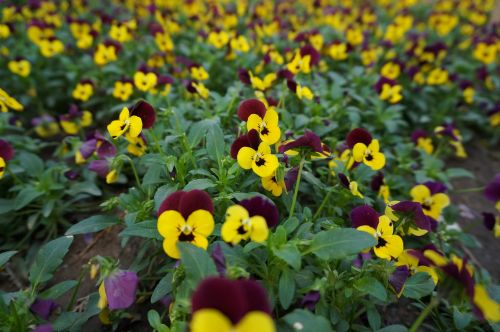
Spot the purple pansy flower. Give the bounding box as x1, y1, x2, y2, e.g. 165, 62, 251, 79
350, 205, 379, 229
104, 270, 139, 310
30, 298, 58, 320
300, 291, 321, 311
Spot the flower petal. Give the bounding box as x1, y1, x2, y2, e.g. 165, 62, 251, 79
128, 115, 143, 138
249, 216, 268, 243
252, 154, 278, 178
410, 185, 431, 203
237, 312, 275, 332
237, 147, 256, 170
188, 209, 215, 237
157, 210, 184, 238
352, 143, 366, 162
191, 309, 232, 332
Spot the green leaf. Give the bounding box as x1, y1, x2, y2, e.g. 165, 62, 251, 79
0, 251, 17, 268
52, 293, 100, 331
367, 305, 381, 330
446, 168, 474, 179
402, 273, 435, 299
206, 122, 225, 163
120, 220, 162, 240
453, 307, 472, 330
177, 242, 217, 285
273, 244, 301, 270
40, 280, 78, 299
29, 236, 74, 286
376, 325, 408, 332
283, 309, 332, 332
279, 269, 295, 310
354, 277, 387, 301
17, 152, 44, 177
0, 199, 14, 214
65, 215, 119, 235
308, 228, 376, 260
151, 272, 173, 303
14, 187, 43, 210
184, 178, 216, 191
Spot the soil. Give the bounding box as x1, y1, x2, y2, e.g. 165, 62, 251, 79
448, 142, 500, 281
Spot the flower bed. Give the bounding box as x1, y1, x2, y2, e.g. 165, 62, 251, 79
0, 0, 499, 331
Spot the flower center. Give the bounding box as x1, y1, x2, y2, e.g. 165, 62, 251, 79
376, 236, 387, 248
365, 148, 373, 161
254, 153, 266, 167
422, 197, 433, 210
260, 121, 269, 135
178, 224, 195, 242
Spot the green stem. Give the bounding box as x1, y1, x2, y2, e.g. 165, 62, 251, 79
313, 189, 333, 220
289, 157, 305, 219
67, 266, 87, 311
409, 296, 439, 332
149, 129, 165, 157
124, 155, 142, 190
452, 186, 484, 194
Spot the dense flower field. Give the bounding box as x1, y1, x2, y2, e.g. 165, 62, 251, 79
0, 0, 500, 331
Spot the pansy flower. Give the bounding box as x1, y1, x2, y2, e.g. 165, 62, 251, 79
80, 131, 117, 160
38, 37, 64, 57
112, 79, 134, 101
374, 76, 402, 104
151, 75, 174, 97
473, 42, 497, 65
410, 182, 450, 220
371, 172, 390, 202
190, 277, 274, 332
97, 270, 139, 310
230, 35, 250, 53
72, 80, 94, 102
338, 173, 363, 198
488, 105, 500, 127
59, 104, 92, 135
8, 57, 31, 77
328, 42, 348, 60
207, 30, 230, 49
222, 196, 278, 245
427, 67, 449, 85
190, 65, 209, 81
134, 67, 158, 92
411, 129, 434, 154
482, 212, 500, 237
230, 129, 260, 159
279, 130, 324, 157
484, 174, 500, 212
0, 88, 23, 112
249, 72, 277, 91
32, 115, 59, 138
459, 80, 475, 104
88, 159, 119, 184
351, 205, 404, 260
157, 190, 214, 259
126, 133, 147, 157
244, 101, 281, 145
287, 80, 314, 100
387, 201, 433, 235
380, 62, 401, 80
237, 142, 279, 178
261, 173, 286, 197
434, 123, 467, 157
0, 139, 14, 179
107, 107, 142, 139
94, 40, 120, 66
287, 51, 311, 74
348, 128, 385, 170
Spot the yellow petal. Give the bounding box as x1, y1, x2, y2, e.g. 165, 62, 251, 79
119, 107, 130, 121
357, 225, 377, 237
410, 185, 430, 203
377, 215, 393, 236
263, 109, 279, 127
221, 219, 245, 244
163, 237, 180, 259
192, 234, 209, 250
191, 309, 232, 332
249, 216, 269, 242
365, 152, 385, 170
352, 143, 366, 162
260, 126, 281, 145
187, 209, 215, 237
382, 234, 404, 259
253, 154, 279, 178
473, 285, 500, 322
107, 120, 127, 139
236, 311, 275, 332
415, 266, 439, 285
247, 114, 262, 132
157, 210, 184, 238
237, 147, 256, 170
128, 115, 143, 138
368, 139, 380, 153
257, 142, 271, 155
98, 282, 108, 309
432, 193, 450, 210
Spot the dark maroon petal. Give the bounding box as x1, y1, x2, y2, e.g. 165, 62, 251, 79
239, 196, 279, 228
300, 45, 320, 65
300, 291, 320, 311
80, 139, 97, 159
179, 190, 214, 218
130, 101, 156, 129
277, 69, 294, 80
373, 77, 396, 93
389, 266, 409, 295
346, 128, 372, 149
30, 298, 58, 320
158, 191, 185, 216
191, 277, 246, 324
285, 167, 299, 191
247, 129, 260, 149
33, 324, 53, 332
435, 123, 459, 141
237, 99, 266, 121
104, 270, 139, 310
279, 130, 323, 154
411, 129, 428, 144
391, 201, 431, 231
211, 244, 226, 275
370, 172, 384, 191
350, 205, 379, 228
338, 173, 350, 188
424, 181, 447, 194
287, 79, 297, 93
96, 140, 117, 158
482, 212, 496, 231
484, 174, 500, 202
238, 68, 251, 85
231, 135, 251, 160
238, 279, 272, 315
0, 139, 14, 161
88, 160, 109, 178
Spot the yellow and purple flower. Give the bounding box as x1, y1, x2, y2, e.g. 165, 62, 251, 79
484, 174, 500, 212
97, 270, 139, 310
190, 277, 275, 332
347, 128, 386, 171
221, 196, 278, 245
157, 190, 215, 259
410, 181, 450, 220
0, 139, 14, 179
411, 129, 434, 154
